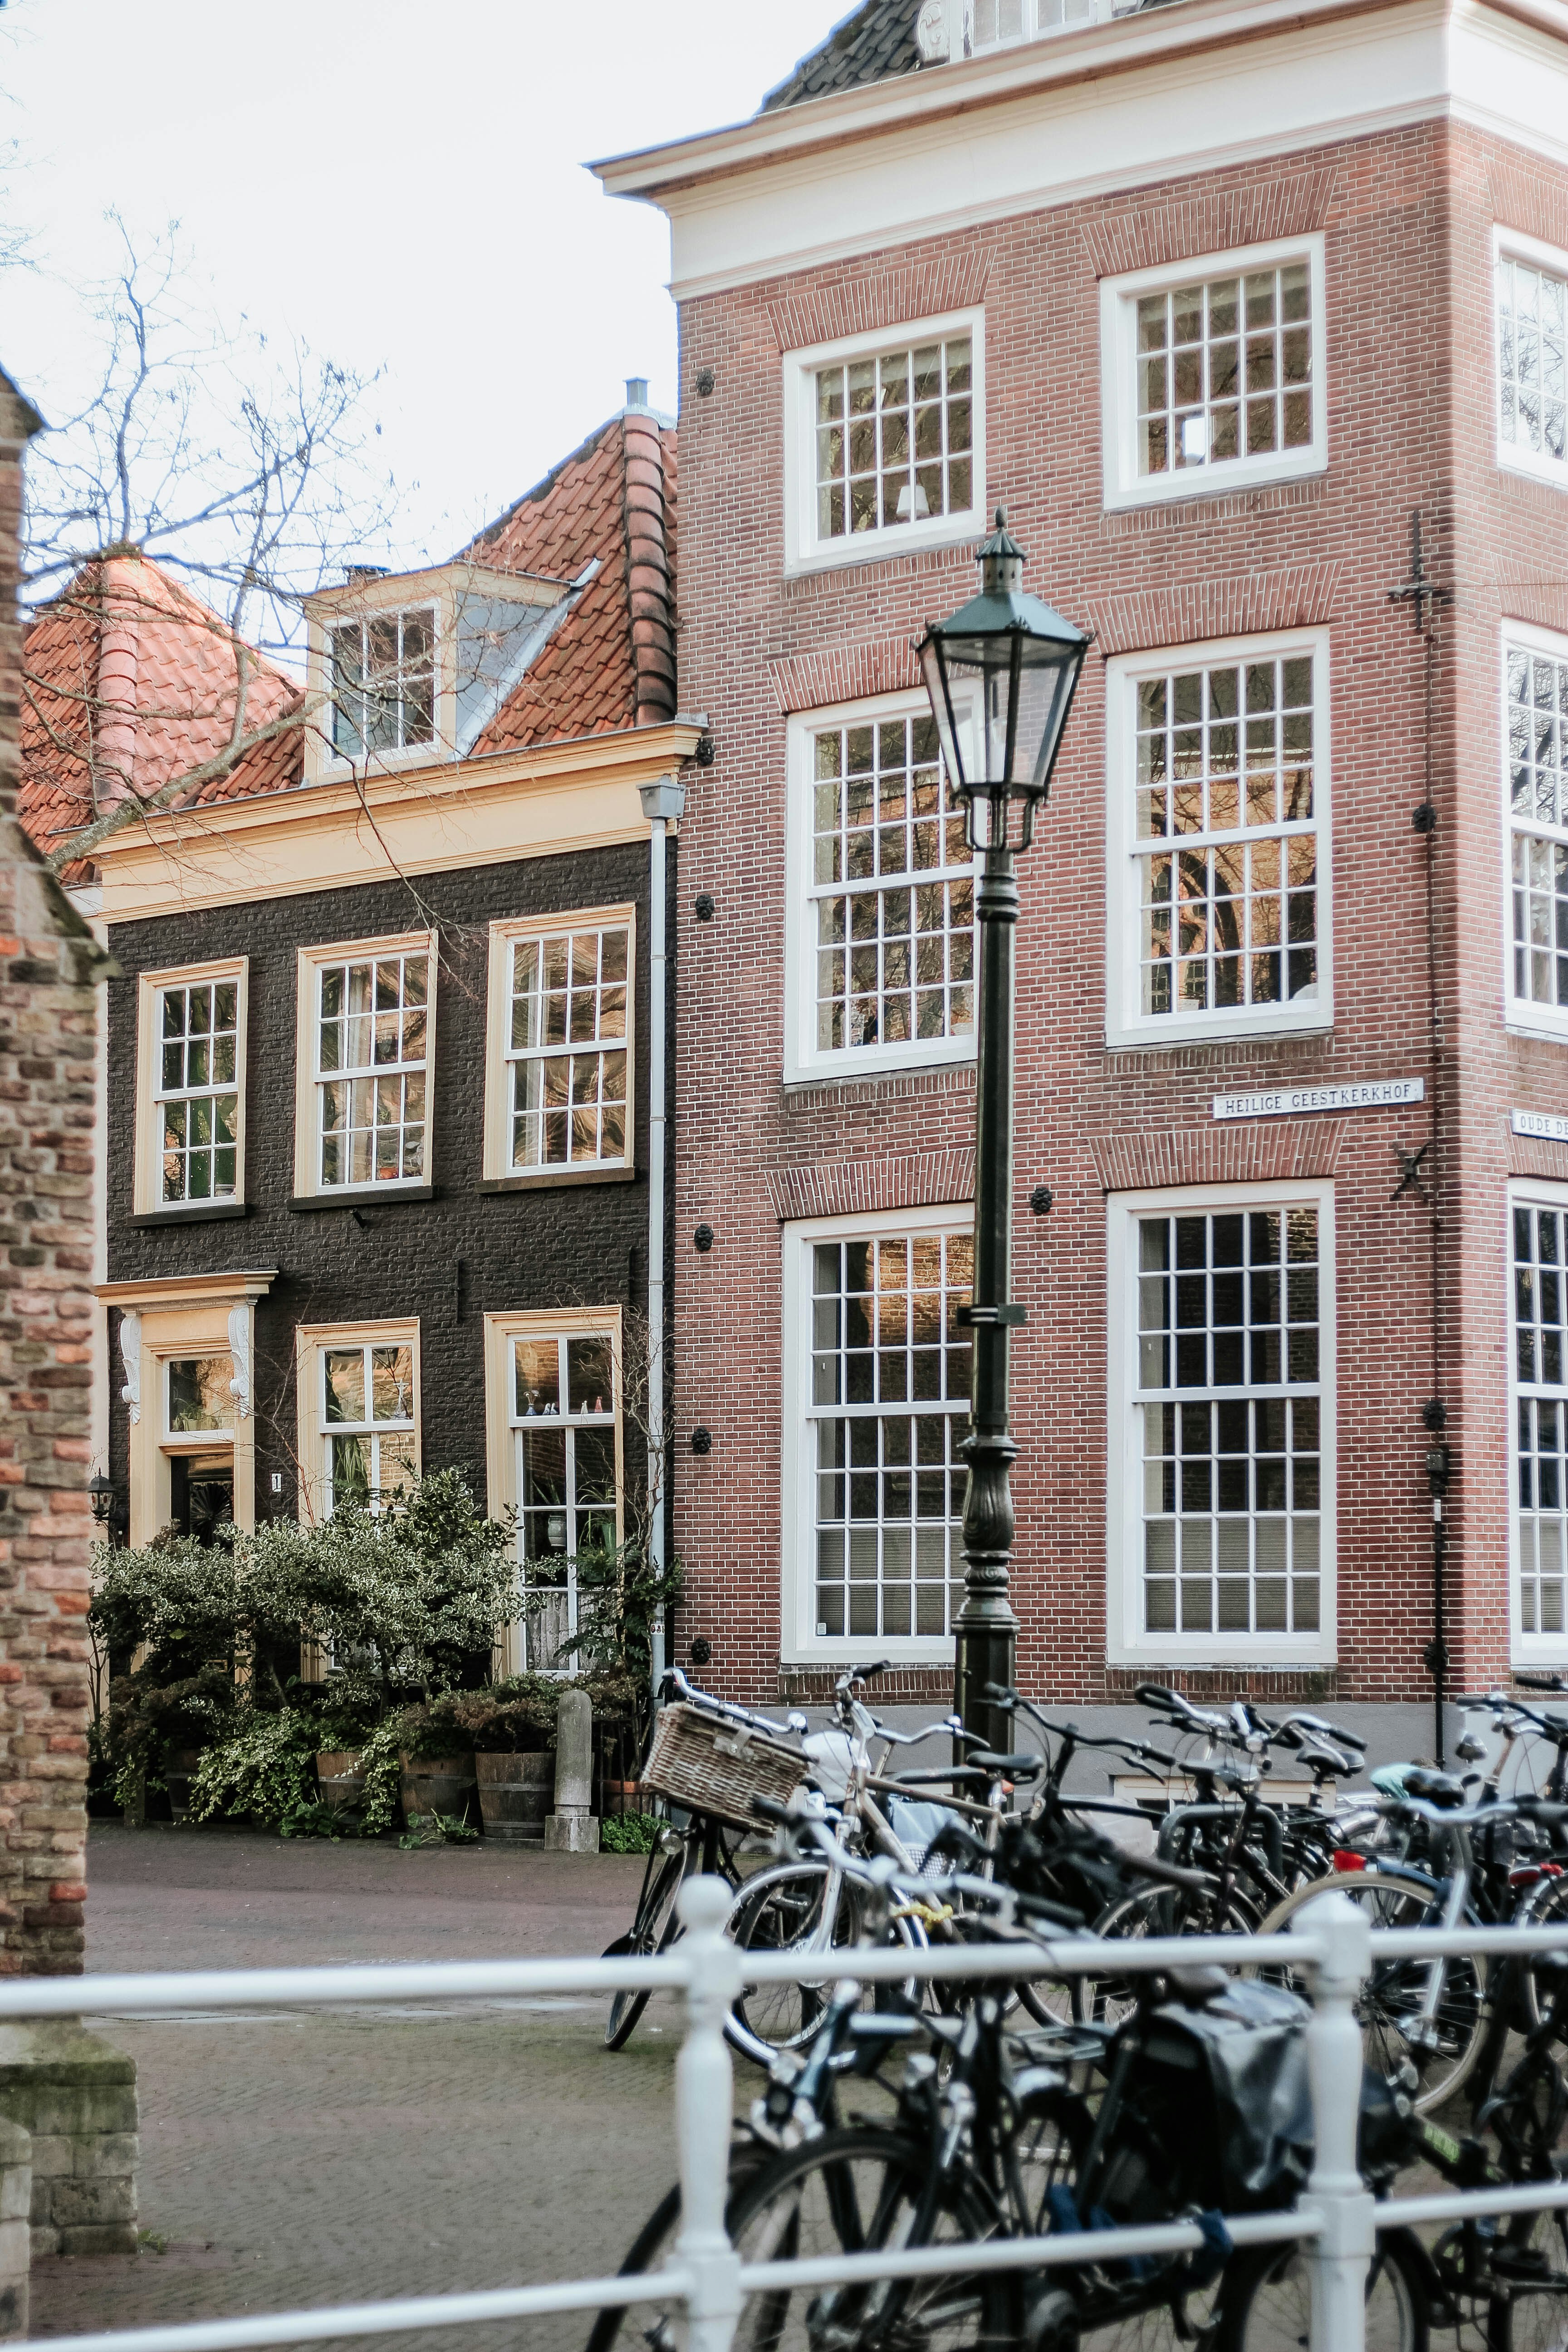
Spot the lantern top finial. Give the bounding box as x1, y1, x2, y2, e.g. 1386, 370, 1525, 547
977, 507, 1024, 598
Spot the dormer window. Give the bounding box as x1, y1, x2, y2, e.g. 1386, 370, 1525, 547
969, 0, 1092, 45
331, 609, 436, 759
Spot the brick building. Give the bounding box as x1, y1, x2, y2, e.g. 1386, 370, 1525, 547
598, 0, 1568, 1753
23, 391, 697, 1670
0, 365, 105, 1973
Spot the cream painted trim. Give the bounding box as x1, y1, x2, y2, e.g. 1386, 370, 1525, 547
132, 957, 249, 1216
293, 931, 436, 1200
123, 1297, 260, 1547
93, 723, 705, 926
97, 1269, 276, 1309
482, 903, 637, 1183
594, 0, 1568, 302
293, 1318, 422, 1531
483, 1305, 625, 1678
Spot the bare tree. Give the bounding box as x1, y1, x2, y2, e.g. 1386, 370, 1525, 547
20, 219, 399, 869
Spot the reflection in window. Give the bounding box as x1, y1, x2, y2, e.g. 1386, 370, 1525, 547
1135, 1206, 1321, 1639
166, 1357, 235, 1435
808, 1230, 972, 1642
1508, 643, 1568, 1013
157, 978, 239, 1203
315, 949, 429, 1187
511, 1331, 618, 1672
1499, 256, 1567, 469
320, 1341, 416, 1513
506, 927, 629, 1170
814, 335, 972, 541
809, 714, 973, 1056
1137, 263, 1313, 478
1516, 1203, 1568, 1636
331, 608, 436, 757
1134, 652, 1318, 1019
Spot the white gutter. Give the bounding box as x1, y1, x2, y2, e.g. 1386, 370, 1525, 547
638, 776, 686, 1696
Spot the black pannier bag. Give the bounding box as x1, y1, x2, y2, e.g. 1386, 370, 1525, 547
1115, 1980, 1316, 2215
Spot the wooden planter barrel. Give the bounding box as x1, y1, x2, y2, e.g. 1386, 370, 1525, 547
400, 1752, 477, 1828
165, 1749, 202, 1823
317, 1749, 368, 1818
475, 1751, 553, 1843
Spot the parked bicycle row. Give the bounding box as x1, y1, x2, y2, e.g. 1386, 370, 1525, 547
594, 1661, 1568, 2348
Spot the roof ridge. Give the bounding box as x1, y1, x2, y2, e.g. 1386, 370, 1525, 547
465, 413, 627, 559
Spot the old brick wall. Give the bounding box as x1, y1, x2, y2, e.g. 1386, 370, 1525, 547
669, 118, 1564, 1711
0, 373, 96, 1971
103, 838, 666, 1519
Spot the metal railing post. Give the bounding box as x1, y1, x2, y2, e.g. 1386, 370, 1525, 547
1301, 1890, 1376, 2352
673, 1877, 744, 2352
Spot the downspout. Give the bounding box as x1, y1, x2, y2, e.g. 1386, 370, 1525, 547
639, 776, 686, 1700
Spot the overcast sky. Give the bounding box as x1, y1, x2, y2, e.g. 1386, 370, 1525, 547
0, 0, 848, 568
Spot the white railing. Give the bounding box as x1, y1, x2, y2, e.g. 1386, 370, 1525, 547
10, 1881, 1568, 2352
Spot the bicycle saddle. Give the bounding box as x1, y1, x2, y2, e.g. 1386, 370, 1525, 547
967, 1750, 1042, 1782
1402, 1767, 1467, 1808
1163, 1963, 1232, 2008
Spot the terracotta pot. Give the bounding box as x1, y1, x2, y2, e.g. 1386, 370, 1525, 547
317, 1749, 368, 1818
164, 1749, 202, 1823
600, 1779, 643, 1818
475, 1750, 553, 1843
399, 1751, 477, 1828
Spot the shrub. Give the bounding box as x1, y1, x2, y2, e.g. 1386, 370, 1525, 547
600, 1812, 660, 1855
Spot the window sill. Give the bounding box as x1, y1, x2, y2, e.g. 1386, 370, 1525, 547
1104, 1009, 1332, 1054
782, 520, 982, 582
129, 1201, 251, 1229
780, 1643, 956, 1669
1505, 1014, 1568, 1049
289, 1185, 436, 1212
1107, 1642, 1338, 1669
1102, 453, 1326, 514
480, 1165, 637, 1194
1499, 450, 1568, 495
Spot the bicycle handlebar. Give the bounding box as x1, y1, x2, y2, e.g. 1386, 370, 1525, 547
659, 1667, 801, 1743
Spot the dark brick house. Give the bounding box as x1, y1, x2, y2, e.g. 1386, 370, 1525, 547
24, 390, 698, 1682
598, 0, 1568, 1755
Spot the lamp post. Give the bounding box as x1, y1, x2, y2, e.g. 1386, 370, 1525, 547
916, 510, 1089, 1753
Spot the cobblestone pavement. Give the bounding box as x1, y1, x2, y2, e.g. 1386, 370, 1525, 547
30, 1823, 705, 2349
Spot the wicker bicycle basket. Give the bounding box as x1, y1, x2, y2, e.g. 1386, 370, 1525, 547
641, 1703, 804, 1833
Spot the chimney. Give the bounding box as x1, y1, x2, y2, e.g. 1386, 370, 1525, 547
624, 377, 650, 412
93, 559, 141, 818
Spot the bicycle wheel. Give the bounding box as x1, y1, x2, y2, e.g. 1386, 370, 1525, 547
604, 1846, 685, 2052
1487, 2206, 1568, 2351
723, 1862, 923, 2067
1219, 2228, 1429, 2351
1078, 1876, 1258, 2031
1255, 1871, 1487, 2114
1514, 1872, 1568, 2032
588, 2126, 1016, 2352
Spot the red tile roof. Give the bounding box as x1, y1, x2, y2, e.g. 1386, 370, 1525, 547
19, 408, 679, 872
20, 558, 304, 874
463, 412, 677, 752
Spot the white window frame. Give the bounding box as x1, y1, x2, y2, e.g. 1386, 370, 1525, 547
294, 1319, 421, 1526
1099, 235, 1327, 513
133, 958, 249, 1216
481, 1307, 624, 1680
1106, 1177, 1338, 1667
963, 0, 1094, 46
1495, 225, 1568, 493
782, 1202, 973, 1667
784, 690, 978, 1084
1509, 1180, 1568, 1664
1502, 621, 1568, 1044
292, 931, 436, 1199
782, 308, 987, 577
481, 904, 637, 1184
328, 605, 438, 765
1104, 627, 1333, 1050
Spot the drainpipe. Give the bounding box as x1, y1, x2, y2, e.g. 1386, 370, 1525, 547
639, 776, 686, 1701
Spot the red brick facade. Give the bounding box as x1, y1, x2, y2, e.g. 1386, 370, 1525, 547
662, 105, 1568, 1718
0, 370, 101, 1973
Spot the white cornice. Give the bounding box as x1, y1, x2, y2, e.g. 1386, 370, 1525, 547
593, 0, 1568, 301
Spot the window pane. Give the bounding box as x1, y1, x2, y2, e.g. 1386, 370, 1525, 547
813, 336, 975, 542
1137, 258, 1313, 480
1516, 1201, 1568, 1640
506, 926, 632, 1170
567, 1334, 614, 1415
167, 1356, 236, 1434
1135, 1205, 1322, 1640
317, 951, 428, 1186
809, 1230, 970, 1640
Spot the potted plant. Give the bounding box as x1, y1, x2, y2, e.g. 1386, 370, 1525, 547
450, 1680, 559, 1843
397, 1691, 478, 1831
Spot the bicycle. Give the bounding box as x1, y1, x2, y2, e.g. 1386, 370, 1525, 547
602, 1666, 808, 2052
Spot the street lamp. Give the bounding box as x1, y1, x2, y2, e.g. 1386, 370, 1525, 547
88, 1470, 125, 1545
916, 509, 1089, 1751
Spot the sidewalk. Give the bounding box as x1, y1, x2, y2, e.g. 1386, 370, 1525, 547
29, 1824, 685, 2347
